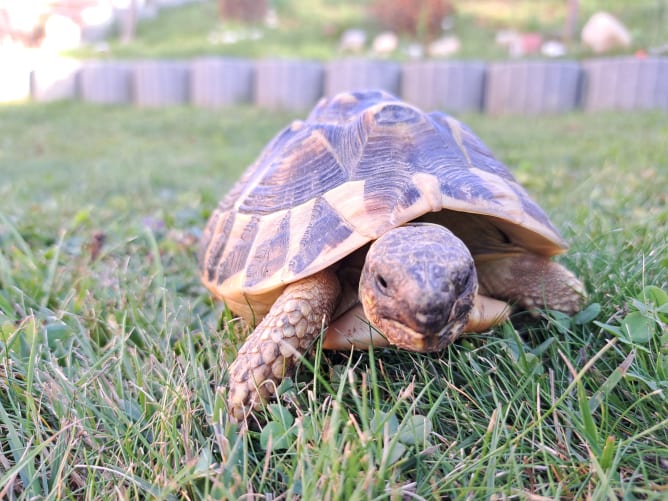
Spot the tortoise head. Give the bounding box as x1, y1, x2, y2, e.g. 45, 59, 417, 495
359, 223, 477, 352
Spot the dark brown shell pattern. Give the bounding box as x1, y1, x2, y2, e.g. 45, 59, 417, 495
199, 90, 565, 319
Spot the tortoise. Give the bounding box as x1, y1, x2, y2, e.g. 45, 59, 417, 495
199, 90, 585, 423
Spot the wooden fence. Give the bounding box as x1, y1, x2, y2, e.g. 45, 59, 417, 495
4, 55, 668, 114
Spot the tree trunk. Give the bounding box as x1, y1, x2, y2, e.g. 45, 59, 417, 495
120, 0, 137, 44
564, 0, 579, 43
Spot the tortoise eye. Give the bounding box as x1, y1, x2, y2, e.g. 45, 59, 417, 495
375, 274, 389, 292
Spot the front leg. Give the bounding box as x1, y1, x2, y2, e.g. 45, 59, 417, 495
226, 269, 341, 423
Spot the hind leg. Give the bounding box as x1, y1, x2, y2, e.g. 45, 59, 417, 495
476, 254, 585, 315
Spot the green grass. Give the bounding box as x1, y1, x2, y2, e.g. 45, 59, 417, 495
1, 101, 667, 498
69, 0, 668, 60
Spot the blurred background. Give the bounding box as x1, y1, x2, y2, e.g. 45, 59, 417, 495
1, 0, 667, 113
2, 0, 667, 60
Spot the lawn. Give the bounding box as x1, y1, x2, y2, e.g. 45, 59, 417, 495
0, 101, 667, 499
69, 0, 668, 60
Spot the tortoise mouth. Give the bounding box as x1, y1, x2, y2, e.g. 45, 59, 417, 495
375, 316, 464, 353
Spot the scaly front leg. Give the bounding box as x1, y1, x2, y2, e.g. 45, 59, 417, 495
226, 269, 341, 423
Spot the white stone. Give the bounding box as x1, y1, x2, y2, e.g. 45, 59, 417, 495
405, 43, 423, 59
649, 42, 668, 56
581, 11, 632, 53
508, 33, 543, 58
265, 7, 278, 28
339, 28, 366, 53
222, 31, 239, 44
428, 35, 461, 58
495, 29, 519, 47
372, 31, 398, 57
541, 40, 567, 58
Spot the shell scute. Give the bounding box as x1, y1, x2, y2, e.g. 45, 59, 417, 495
215, 214, 258, 286
244, 211, 291, 288
439, 168, 497, 202
372, 103, 422, 125
288, 198, 354, 275
203, 210, 234, 283
308, 89, 392, 124
236, 128, 348, 215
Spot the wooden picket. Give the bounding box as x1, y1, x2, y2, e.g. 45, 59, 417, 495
3, 55, 667, 114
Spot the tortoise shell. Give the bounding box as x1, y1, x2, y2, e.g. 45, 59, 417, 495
199, 90, 566, 320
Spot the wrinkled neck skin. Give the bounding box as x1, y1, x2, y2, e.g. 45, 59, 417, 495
358, 223, 477, 352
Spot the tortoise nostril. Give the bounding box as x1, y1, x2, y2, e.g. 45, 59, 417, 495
414, 308, 448, 333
